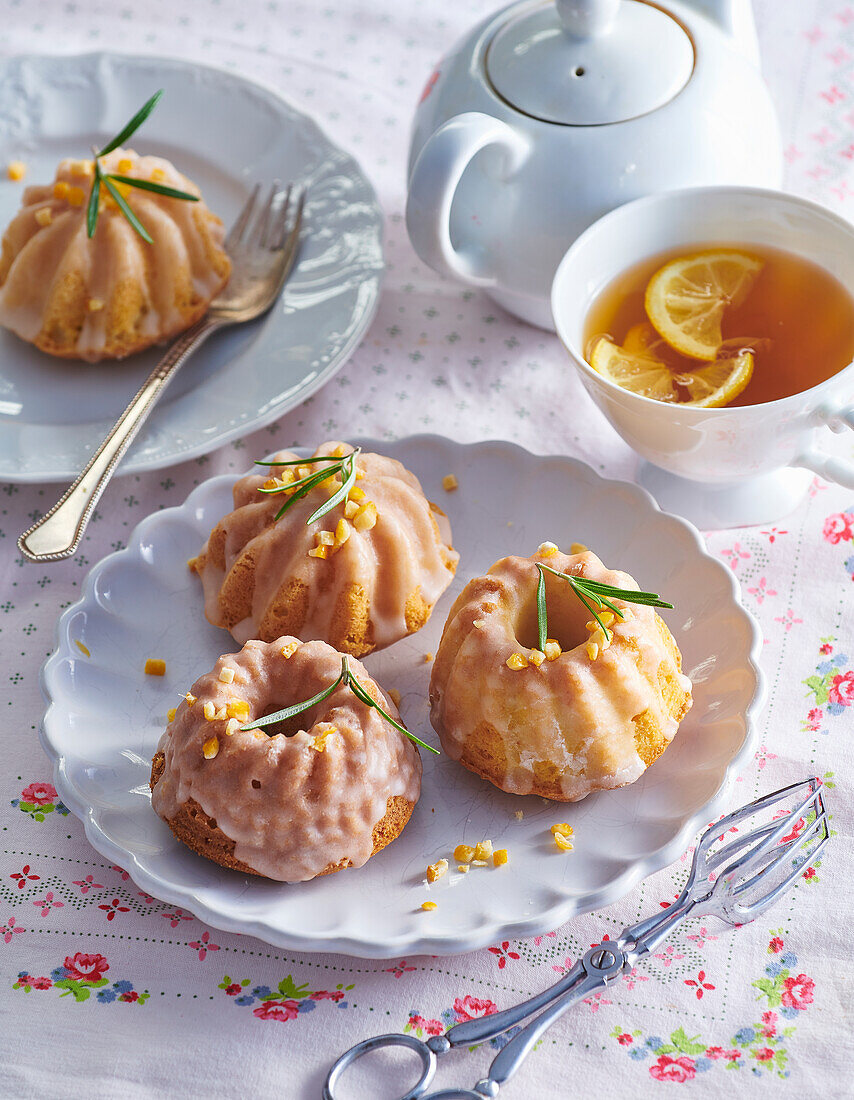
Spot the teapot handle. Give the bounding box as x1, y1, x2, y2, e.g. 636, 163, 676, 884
406, 112, 529, 288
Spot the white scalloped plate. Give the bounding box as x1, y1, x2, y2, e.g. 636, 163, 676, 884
41, 437, 764, 958
0, 52, 383, 482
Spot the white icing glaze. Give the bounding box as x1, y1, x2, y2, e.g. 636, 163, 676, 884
194, 442, 459, 651
0, 148, 229, 359
429, 549, 692, 801
151, 637, 421, 882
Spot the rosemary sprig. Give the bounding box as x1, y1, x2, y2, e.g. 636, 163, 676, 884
255, 448, 362, 525
535, 562, 673, 647
536, 566, 547, 652
239, 656, 439, 755
98, 90, 163, 156
85, 90, 199, 242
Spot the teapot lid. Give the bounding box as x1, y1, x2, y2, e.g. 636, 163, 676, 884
486, 0, 694, 126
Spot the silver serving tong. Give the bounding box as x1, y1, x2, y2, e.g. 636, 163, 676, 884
324, 777, 828, 1100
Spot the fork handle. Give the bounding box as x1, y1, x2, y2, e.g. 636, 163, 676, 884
18, 316, 223, 563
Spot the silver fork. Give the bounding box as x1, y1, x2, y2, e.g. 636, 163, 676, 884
18, 183, 305, 563
324, 777, 829, 1100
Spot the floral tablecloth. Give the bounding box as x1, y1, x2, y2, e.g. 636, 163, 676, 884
1, 1, 852, 1096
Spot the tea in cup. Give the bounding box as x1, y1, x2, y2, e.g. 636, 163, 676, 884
551, 187, 854, 528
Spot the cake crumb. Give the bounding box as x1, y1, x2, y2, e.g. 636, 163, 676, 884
144, 658, 166, 676
442, 473, 459, 492
551, 823, 575, 852
424, 652, 434, 663
75, 640, 90, 657
426, 858, 448, 883
456, 864, 470, 874
421, 901, 438, 911
514, 810, 524, 821
473, 839, 493, 861
6, 160, 26, 181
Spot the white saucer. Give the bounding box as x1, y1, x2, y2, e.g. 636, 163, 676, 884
41, 436, 764, 957
0, 52, 383, 483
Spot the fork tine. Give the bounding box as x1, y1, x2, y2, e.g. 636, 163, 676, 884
736, 834, 829, 920
279, 187, 305, 263
269, 184, 292, 250
224, 183, 260, 251
704, 782, 823, 874
248, 181, 280, 249
732, 808, 827, 898
698, 778, 822, 858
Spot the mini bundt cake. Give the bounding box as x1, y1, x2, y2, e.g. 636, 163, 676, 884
429, 544, 692, 802
0, 147, 230, 360
190, 441, 459, 656
150, 636, 421, 882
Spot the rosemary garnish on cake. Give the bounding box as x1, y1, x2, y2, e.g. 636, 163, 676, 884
86, 90, 199, 243
240, 655, 439, 754
535, 561, 673, 650
254, 448, 361, 524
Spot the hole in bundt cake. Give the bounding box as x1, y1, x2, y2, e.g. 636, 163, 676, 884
255, 699, 329, 739
514, 568, 591, 653
251, 779, 261, 789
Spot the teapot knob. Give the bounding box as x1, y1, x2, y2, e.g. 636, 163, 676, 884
556, 0, 619, 37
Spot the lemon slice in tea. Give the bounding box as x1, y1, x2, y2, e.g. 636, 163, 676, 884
589, 336, 680, 402
644, 250, 763, 360
589, 336, 754, 408
673, 351, 754, 407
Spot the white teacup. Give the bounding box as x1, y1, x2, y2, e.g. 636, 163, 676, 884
551, 187, 854, 528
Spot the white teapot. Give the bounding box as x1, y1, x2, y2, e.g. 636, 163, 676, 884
406, 0, 782, 329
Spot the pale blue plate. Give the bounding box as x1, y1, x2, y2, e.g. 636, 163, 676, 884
0, 52, 384, 482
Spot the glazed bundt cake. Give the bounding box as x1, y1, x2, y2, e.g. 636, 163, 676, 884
429, 544, 692, 802
190, 441, 459, 656
150, 636, 421, 882
0, 147, 230, 360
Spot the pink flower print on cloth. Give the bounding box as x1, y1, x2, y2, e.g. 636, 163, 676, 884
821, 507, 854, 578
11, 781, 69, 822
218, 973, 354, 1016
453, 995, 497, 1023
14, 953, 148, 1004
823, 510, 854, 544
650, 1055, 697, 1083
64, 953, 109, 981
804, 637, 853, 721
253, 999, 300, 1022
1, 916, 25, 944
781, 974, 815, 1010
32, 891, 64, 918
829, 670, 854, 706
22, 782, 54, 805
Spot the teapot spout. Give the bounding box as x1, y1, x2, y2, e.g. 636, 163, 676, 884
683, 0, 760, 65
